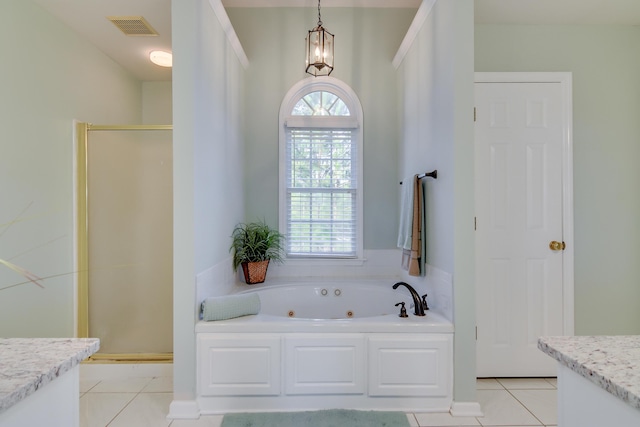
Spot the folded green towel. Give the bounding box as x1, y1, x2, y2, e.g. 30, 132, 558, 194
201, 293, 261, 321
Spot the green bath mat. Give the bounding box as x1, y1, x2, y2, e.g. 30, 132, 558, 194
221, 409, 410, 427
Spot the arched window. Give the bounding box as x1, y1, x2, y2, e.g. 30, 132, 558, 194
279, 77, 363, 260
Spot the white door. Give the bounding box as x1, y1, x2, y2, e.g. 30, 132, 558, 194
475, 75, 573, 377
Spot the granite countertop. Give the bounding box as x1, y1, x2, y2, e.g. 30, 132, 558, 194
538, 335, 640, 411
0, 338, 100, 413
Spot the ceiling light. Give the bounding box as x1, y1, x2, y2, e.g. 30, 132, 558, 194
149, 50, 172, 67
305, 0, 334, 77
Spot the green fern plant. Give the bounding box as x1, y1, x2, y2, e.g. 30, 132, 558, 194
230, 221, 285, 271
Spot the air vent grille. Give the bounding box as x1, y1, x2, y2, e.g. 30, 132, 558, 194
107, 16, 158, 36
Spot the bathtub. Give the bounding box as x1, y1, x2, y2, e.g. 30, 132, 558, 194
195, 280, 454, 414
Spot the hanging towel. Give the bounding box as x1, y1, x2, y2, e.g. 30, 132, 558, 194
408, 174, 422, 276
397, 175, 414, 250
419, 178, 427, 276
201, 293, 261, 321
397, 174, 415, 270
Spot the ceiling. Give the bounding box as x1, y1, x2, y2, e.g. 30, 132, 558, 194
32, 0, 640, 82
33, 0, 172, 82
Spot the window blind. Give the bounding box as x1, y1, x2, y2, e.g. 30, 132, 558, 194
285, 127, 357, 257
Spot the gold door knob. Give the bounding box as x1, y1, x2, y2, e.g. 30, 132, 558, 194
549, 241, 565, 251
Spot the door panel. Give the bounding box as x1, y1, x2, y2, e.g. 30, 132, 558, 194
81, 126, 173, 357
475, 82, 565, 377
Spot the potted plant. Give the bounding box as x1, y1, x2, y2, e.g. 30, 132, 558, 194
230, 221, 285, 284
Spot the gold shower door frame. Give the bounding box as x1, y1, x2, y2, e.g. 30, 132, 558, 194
76, 123, 173, 363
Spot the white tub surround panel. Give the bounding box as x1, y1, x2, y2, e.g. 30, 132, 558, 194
266, 249, 401, 279
0, 338, 99, 426
195, 281, 454, 414
196, 311, 454, 335
539, 335, 640, 427
195, 257, 236, 308
196, 313, 453, 414
424, 264, 453, 322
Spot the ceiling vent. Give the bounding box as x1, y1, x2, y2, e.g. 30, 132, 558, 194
107, 16, 158, 36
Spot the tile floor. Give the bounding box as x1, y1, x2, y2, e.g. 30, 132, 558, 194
80, 375, 557, 427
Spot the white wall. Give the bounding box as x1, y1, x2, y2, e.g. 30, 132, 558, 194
171, 0, 245, 410
396, 0, 476, 405
475, 24, 640, 336
226, 7, 415, 248
143, 82, 173, 124
0, 0, 142, 337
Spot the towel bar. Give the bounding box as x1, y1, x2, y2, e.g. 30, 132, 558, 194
400, 170, 437, 184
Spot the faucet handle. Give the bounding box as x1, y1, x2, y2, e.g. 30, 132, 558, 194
421, 294, 430, 311
395, 302, 408, 318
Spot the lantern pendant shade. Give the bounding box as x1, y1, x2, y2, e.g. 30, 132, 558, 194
305, 25, 334, 77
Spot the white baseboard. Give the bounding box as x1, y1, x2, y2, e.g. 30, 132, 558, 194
167, 400, 200, 420
450, 401, 483, 417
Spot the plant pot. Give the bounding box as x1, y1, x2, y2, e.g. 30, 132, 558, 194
241, 260, 270, 284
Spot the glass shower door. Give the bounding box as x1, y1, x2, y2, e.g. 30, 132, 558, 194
77, 124, 173, 360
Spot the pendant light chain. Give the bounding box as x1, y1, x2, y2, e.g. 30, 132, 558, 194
317, 0, 323, 27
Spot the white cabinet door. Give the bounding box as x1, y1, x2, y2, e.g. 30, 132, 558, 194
368, 335, 452, 397
284, 334, 365, 395
198, 334, 281, 396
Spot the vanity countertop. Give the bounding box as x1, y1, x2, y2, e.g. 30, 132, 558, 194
538, 335, 640, 410
0, 338, 99, 413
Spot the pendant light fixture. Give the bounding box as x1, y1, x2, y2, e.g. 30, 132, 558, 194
305, 0, 334, 77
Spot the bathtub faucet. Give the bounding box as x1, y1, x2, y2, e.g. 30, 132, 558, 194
392, 282, 425, 316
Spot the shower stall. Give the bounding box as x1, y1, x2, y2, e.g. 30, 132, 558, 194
76, 123, 173, 362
